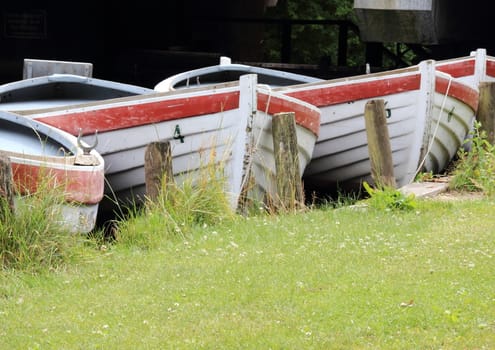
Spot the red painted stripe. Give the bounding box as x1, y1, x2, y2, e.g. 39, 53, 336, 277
486, 60, 495, 79
35, 88, 320, 138
257, 92, 320, 136
285, 73, 421, 107
435, 76, 479, 111
11, 163, 104, 204
36, 92, 240, 136
436, 59, 475, 78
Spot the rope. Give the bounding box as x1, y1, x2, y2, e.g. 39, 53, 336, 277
413, 75, 453, 180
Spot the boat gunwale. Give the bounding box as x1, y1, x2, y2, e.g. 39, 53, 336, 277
14, 81, 242, 117
154, 61, 322, 92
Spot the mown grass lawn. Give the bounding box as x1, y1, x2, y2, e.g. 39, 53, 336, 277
1, 197, 494, 349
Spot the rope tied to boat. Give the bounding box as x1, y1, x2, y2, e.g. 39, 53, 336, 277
413, 74, 453, 179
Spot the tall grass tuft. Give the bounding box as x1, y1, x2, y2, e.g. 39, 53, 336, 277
0, 176, 81, 272
450, 120, 495, 195
117, 150, 237, 249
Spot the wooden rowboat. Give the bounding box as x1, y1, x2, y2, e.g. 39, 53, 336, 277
0, 73, 153, 112
274, 60, 479, 193
14, 75, 320, 212
0, 111, 105, 233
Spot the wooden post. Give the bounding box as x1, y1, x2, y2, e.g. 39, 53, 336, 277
272, 112, 303, 210
364, 99, 396, 188
144, 141, 173, 201
477, 81, 495, 144
0, 154, 15, 217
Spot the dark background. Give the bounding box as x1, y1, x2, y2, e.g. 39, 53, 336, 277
1, 0, 493, 88
1, 0, 272, 87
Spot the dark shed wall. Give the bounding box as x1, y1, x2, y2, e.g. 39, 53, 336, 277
0, 0, 267, 86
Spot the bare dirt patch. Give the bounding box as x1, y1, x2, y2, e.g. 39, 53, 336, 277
433, 190, 485, 201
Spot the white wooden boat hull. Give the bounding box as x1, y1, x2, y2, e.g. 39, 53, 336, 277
434, 48, 495, 152
276, 60, 478, 192
0, 111, 105, 233
425, 77, 478, 173
18, 76, 320, 211
248, 88, 320, 201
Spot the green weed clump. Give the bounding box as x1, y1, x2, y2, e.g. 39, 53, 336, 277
0, 182, 80, 273
362, 181, 417, 211
450, 121, 495, 195
117, 157, 237, 249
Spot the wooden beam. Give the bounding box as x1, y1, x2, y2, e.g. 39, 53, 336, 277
272, 111, 304, 210
477, 81, 495, 144
0, 154, 15, 217
144, 141, 173, 202
364, 99, 396, 188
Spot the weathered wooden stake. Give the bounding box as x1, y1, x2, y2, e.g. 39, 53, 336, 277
477, 81, 495, 144
144, 141, 173, 201
364, 99, 397, 188
0, 154, 15, 217
272, 111, 304, 210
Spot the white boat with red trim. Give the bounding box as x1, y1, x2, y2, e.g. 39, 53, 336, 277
275, 60, 479, 193
0, 110, 105, 233
16, 75, 320, 211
